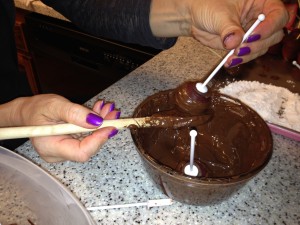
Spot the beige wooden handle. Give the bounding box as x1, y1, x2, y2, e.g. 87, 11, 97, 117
0, 117, 148, 140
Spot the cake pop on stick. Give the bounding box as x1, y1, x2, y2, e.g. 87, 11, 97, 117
197, 14, 266, 93
184, 129, 199, 176
173, 81, 212, 115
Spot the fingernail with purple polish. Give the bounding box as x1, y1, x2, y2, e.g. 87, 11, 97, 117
86, 113, 103, 126
228, 58, 243, 68
238, 47, 251, 56
115, 111, 121, 119
109, 103, 115, 112
100, 100, 105, 110
246, 34, 261, 43
108, 129, 118, 139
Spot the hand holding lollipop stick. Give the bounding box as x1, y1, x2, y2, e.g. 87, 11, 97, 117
196, 14, 266, 93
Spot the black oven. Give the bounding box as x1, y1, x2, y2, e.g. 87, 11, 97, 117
24, 13, 161, 103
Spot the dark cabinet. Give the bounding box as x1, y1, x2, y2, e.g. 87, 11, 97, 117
13, 10, 161, 104
24, 12, 161, 103
15, 8, 39, 95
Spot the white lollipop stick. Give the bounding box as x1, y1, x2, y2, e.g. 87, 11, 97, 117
292, 61, 300, 70
184, 129, 198, 176
87, 199, 173, 211
197, 14, 266, 93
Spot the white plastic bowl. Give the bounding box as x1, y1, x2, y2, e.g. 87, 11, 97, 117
0, 146, 95, 225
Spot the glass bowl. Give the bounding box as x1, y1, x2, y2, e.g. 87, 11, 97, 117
130, 86, 273, 205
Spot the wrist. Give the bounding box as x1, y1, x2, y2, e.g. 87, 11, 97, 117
149, 0, 193, 37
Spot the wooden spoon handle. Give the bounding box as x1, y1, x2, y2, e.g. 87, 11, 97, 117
0, 117, 148, 140
0, 114, 212, 140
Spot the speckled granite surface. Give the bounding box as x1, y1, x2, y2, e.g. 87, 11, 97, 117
12, 1, 300, 224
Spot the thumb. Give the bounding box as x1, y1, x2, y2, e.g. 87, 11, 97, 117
57, 101, 103, 129
219, 18, 245, 50
220, 23, 245, 50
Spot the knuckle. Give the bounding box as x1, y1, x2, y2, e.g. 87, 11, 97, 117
66, 104, 82, 122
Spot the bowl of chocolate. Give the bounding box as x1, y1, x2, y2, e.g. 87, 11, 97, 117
130, 81, 273, 205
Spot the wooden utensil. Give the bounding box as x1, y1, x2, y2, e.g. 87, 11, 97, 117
0, 115, 212, 140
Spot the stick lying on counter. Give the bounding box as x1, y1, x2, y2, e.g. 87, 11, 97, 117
0, 114, 212, 140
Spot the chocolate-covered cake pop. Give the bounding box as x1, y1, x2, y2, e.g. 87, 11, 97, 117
173, 81, 211, 115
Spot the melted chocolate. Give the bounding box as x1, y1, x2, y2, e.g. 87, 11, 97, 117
132, 82, 272, 180
144, 114, 213, 129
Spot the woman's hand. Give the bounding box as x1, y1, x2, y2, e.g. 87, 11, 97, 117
5, 94, 120, 162
150, 0, 289, 67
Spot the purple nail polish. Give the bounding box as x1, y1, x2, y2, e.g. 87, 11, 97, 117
109, 103, 115, 112
228, 58, 243, 68
108, 129, 118, 139
115, 111, 121, 119
100, 100, 105, 110
86, 113, 103, 126
238, 47, 251, 56
246, 34, 261, 43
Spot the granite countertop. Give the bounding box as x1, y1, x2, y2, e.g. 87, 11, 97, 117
13, 1, 300, 224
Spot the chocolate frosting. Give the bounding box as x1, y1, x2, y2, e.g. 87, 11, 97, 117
132, 82, 272, 180
142, 113, 213, 129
